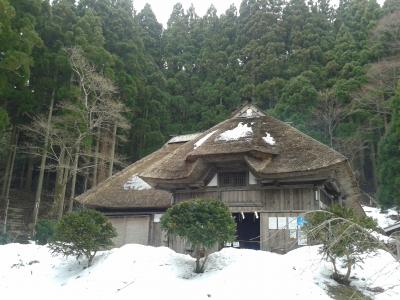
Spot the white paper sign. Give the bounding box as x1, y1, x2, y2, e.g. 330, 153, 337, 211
298, 230, 307, 245
288, 217, 297, 229
277, 217, 287, 229
289, 230, 297, 239
153, 214, 163, 223
269, 217, 277, 229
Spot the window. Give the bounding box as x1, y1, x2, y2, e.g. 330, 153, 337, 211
218, 172, 247, 187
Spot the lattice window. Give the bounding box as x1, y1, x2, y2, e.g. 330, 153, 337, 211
219, 172, 247, 187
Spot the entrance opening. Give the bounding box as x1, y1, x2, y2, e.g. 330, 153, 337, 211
233, 212, 260, 250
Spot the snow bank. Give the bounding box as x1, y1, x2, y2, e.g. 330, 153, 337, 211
363, 205, 398, 229
123, 175, 151, 190
216, 122, 252, 141
0, 243, 399, 300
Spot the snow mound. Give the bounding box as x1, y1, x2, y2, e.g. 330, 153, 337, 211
362, 205, 398, 229
216, 122, 252, 141
1, 243, 399, 299
123, 175, 151, 191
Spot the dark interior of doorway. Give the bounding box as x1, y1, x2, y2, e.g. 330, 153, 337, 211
233, 212, 260, 250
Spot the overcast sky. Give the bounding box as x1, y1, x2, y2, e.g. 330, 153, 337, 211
134, 0, 385, 28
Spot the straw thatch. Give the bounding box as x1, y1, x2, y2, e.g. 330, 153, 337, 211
75, 143, 182, 209
140, 105, 346, 186
77, 103, 362, 213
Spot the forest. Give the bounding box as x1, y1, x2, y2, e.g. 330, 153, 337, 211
0, 0, 400, 233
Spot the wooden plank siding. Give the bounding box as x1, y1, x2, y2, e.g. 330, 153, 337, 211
173, 186, 318, 253
260, 212, 306, 253
174, 187, 317, 212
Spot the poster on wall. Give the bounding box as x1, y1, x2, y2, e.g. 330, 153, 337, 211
277, 217, 287, 229
288, 217, 297, 229
269, 217, 278, 229
298, 230, 307, 245
289, 230, 297, 239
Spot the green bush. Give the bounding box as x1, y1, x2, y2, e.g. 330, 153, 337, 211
34, 219, 57, 245
161, 198, 236, 273
0, 232, 12, 245
305, 205, 379, 285
49, 209, 116, 267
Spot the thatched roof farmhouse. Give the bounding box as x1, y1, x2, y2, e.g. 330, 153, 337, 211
77, 103, 363, 252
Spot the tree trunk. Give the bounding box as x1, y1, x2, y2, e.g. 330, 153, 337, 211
369, 142, 379, 192
2, 128, 18, 234
1, 128, 15, 199
25, 156, 34, 191
57, 152, 70, 220
19, 158, 26, 189
92, 127, 100, 187
358, 146, 366, 185
32, 89, 55, 233
83, 167, 88, 193
108, 123, 117, 178
344, 253, 352, 284
52, 145, 65, 218
68, 144, 80, 212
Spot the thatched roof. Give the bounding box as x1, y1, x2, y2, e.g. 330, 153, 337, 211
75, 143, 183, 209
140, 104, 347, 187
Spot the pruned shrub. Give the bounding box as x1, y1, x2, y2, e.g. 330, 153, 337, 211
34, 219, 57, 245
0, 232, 12, 245
305, 205, 379, 285
161, 198, 236, 273
49, 209, 116, 267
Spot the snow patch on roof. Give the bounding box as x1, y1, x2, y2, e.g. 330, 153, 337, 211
263, 132, 276, 145
168, 132, 202, 144
194, 130, 218, 149
123, 174, 152, 190
216, 122, 253, 141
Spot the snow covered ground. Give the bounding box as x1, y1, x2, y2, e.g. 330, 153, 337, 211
363, 205, 399, 229
1, 243, 399, 300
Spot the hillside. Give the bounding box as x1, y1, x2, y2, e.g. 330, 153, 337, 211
2, 0, 400, 229
0, 243, 399, 300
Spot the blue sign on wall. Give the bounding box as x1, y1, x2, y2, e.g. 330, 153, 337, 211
297, 216, 304, 227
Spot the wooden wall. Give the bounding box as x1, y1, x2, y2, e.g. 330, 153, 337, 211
260, 212, 306, 253
175, 187, 317, 212
108, 215, 151, 247
174, 186, 318, 253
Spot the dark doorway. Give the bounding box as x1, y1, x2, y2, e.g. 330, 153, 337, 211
233, 213, 260, 250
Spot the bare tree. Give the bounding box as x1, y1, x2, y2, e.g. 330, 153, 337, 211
313, 89, 344, 147
25, 47, 128, 222
351, 58, 400, 133
371, 11, 400, 56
